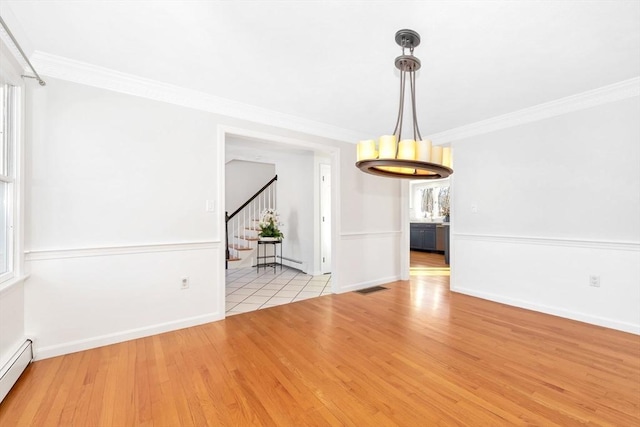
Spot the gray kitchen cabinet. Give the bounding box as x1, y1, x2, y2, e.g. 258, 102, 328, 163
411, 223, 450, 265
410, 223, 437, 251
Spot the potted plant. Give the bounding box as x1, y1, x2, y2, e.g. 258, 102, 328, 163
441, 205, 450, 223
258, 208, 284, 240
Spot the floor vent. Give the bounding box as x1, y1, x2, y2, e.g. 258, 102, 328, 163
355, 286, 388, 294
0, 339, 33, 403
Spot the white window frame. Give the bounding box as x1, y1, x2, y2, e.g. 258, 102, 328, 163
0, 38, 24, 285
0, 84, 18, 283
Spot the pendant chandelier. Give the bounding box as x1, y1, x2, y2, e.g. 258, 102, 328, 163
356, 29, 453, 179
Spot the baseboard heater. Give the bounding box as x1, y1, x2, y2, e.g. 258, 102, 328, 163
0, 339, 33, 403
278, 255, 302, 264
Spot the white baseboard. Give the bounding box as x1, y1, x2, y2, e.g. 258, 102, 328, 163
306, 270, 325, 277
452, 286, 640, 335
34, 312, 223, 360
336, 275, 401, 294
280, 258, 306, 273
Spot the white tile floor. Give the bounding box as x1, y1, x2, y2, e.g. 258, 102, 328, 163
225, 266, 332, 316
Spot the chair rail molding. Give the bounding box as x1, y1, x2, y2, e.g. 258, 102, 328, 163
453, 233, 640, 252
25, 241, 221, 261
340, 231, 402, 240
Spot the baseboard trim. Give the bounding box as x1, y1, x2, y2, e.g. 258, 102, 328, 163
336, 275, 401, 294
453, 233, 639, 251
452, 286, 640, 335
25, 241, 221, 261
275, 257, 307, 274
34, 312, 223, 360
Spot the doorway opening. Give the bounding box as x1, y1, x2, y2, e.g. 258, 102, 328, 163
220, 127, 337, 317
406, 178, 451, 280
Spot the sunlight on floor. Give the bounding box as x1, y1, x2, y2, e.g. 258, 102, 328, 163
410, 267, 450, 276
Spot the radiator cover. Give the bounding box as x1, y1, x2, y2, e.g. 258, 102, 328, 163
0, 339, 33, 403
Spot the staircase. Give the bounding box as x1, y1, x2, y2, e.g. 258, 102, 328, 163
226, 175, 277, 269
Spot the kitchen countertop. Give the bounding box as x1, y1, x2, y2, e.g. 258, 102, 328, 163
410, 221, 450, 225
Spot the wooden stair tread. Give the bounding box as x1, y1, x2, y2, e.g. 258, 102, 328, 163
235, 235, 259, 241
227, 257, 241, 262
229, 244, 252, 251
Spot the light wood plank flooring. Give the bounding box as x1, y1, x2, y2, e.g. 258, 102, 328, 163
410, 249, 449, 268
1, 253, 638, 426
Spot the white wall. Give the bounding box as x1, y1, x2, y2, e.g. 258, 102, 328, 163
0, 37, 27, 372
25, 79, 222, 358
450, 96, 640, 333
25, 248, 220, 356
0, 282, 25, 368
24, 77, 403, 358
27, 80, 219, 248
225, 159, 275, 214
337, 145, 403, 290
273, 150, 315, 272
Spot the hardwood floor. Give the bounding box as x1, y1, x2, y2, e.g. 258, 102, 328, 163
1, 257, 638, 426
410, 250, 449, 268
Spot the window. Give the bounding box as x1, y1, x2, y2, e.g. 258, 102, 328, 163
410, 180, 450, 220
0, 84, 16, 281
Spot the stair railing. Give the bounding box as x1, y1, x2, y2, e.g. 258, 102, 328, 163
226, 175, 277, 268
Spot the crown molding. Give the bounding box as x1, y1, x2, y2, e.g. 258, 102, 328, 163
29, 51, 639, 146
29, 51, 363, 143
428, 77, 640, 144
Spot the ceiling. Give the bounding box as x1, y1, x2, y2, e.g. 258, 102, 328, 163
2, 1, 639, 141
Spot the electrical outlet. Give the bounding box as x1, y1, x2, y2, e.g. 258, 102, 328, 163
181, 277, 190, 289
589, 275, 600, 287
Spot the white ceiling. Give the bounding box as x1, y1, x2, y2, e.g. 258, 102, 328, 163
2, 1, 639, 140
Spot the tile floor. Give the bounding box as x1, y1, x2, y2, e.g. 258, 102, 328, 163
225, 265, 332, 316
